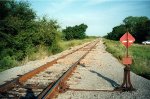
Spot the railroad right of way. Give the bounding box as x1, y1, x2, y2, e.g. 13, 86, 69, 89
0, 39, 99, 98
57, 39, 150, 99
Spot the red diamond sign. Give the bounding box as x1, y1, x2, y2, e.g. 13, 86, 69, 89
120, 32, 135, 48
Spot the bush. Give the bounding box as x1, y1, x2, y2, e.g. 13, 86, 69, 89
51, 43, 63, 54
0, 56, 17, 71
0, 0, 62, 71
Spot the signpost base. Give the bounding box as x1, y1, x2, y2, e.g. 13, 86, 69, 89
115, 65, 136, 91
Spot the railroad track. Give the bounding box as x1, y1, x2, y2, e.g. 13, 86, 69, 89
0, 40, 99, 99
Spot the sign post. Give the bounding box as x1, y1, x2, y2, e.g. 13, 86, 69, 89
115, 32, 135, 91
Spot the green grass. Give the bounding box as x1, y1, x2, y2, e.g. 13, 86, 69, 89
103, 38, 150, 79
59, 38, 95, 50
0, 38, 96, 72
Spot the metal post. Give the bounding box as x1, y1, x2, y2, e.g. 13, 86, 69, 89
127, 32, 129, 57
115, 65, 135, 91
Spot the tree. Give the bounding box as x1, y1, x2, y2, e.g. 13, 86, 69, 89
0, 0, 62, 69
104, 16, 150, 43
0, 0, 36, 62
135, 20, 150, 42
0, 0, 36, 34
63, 23, 88, 40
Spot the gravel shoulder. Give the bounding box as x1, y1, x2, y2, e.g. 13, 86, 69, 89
57, 39, 150, 99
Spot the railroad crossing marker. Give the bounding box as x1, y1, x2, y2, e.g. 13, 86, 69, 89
115, 32, 136, 91
120, 32, 135, 64
120, 32, 135, 48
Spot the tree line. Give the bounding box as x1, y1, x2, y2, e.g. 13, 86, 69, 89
63, 24, 87, 40
104, 16, 150, 43
0, 0, 87, 69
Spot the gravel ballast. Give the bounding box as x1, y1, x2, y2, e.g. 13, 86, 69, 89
57, 39, 150, 99
0, 42, 89, 85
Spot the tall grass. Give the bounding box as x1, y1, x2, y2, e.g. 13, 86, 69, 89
59, 38, 95, 50
103, 38, 150, 79
21, 45, 50, 64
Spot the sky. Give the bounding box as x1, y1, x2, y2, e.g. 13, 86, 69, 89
28, 0, 150, 36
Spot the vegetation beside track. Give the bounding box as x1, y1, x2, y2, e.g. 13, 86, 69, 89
103, 38, 150, 80
0, 38, 96, 72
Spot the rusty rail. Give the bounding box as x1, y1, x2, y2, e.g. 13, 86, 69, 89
19, 42, 92, 83
0, 41, 93, 93
37, 40, 99, 99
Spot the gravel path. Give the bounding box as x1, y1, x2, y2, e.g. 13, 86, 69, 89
0, 42, 89, 85
57, 39, 150, 99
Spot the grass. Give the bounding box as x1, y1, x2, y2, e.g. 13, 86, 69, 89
0, 38, 96, 72
59, 38, 95, 50
103, 38, 150, 80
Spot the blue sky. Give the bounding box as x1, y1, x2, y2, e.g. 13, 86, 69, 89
28, 0, 150, 36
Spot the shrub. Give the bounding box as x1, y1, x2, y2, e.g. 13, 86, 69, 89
51, 43, 63, 54
0, 56, 17, 70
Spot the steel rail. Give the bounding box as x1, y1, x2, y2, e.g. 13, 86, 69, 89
18, 42, 92, 83
37, 40, 99, 99
0, 41, 93, 93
